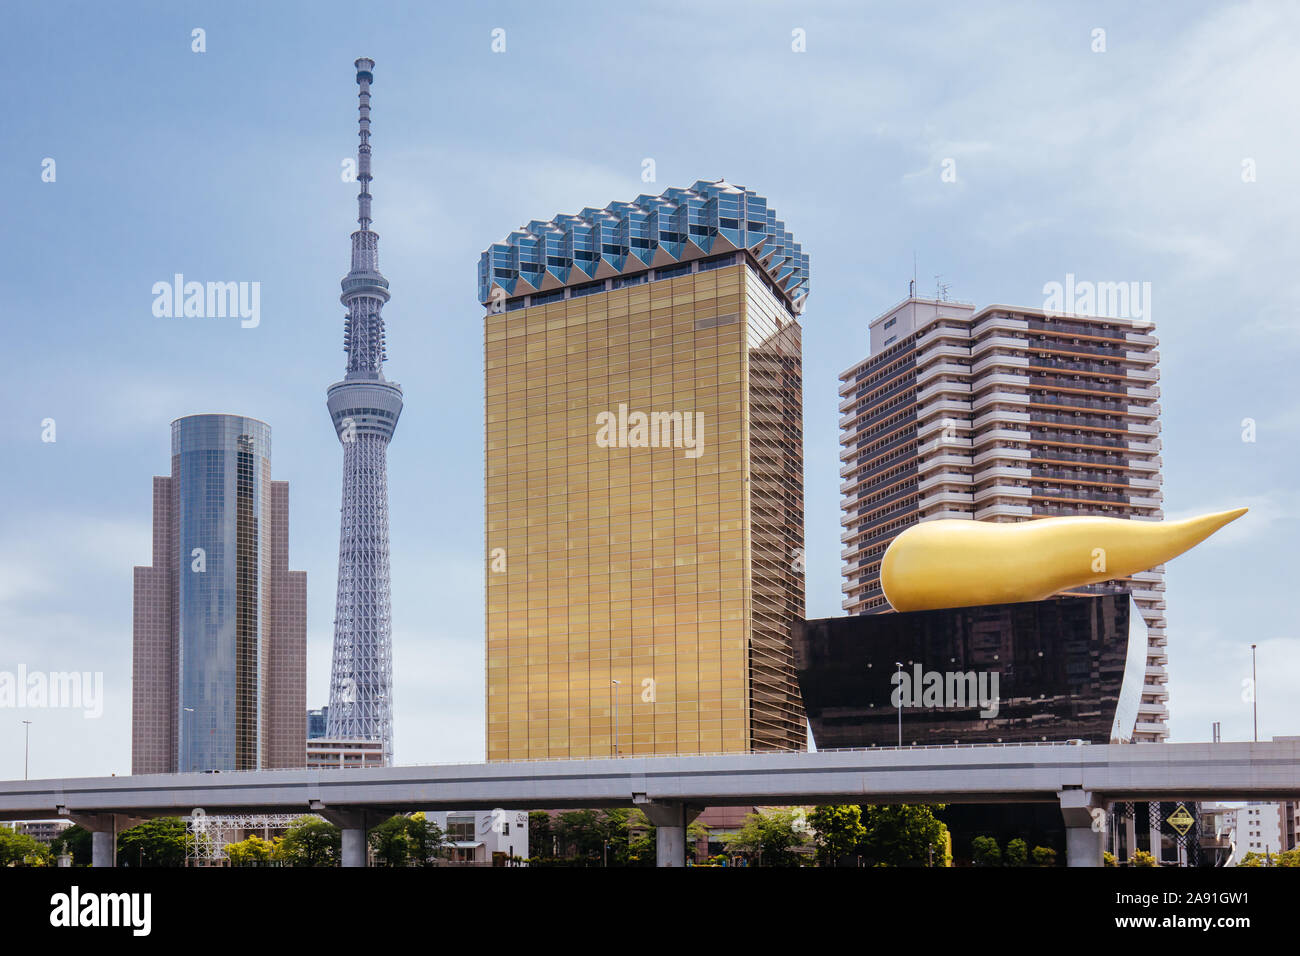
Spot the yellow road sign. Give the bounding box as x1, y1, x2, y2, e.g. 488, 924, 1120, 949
1167, 804, 1194, 835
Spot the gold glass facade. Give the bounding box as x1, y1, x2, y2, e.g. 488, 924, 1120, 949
485, 263, 805, 760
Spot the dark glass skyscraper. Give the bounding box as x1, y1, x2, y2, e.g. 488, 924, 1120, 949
132, 414, 306, 773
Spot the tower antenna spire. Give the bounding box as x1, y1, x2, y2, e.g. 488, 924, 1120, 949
325, 57, 402, 766
354, 57, 375, 232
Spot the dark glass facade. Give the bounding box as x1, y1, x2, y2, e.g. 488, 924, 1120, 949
793, 593, 1145, 748
174, 415, 272, 772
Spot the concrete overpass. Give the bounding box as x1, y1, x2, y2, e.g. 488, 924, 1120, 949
3, 741, 1296, 867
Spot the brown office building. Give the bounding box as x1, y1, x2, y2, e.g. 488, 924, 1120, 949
132, 414, 306, 774
479, 180, 809, 760
837, 294, 1168, 741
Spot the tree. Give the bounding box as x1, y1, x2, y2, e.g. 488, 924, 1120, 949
276, 817, 341, 867
1031, 845, 1058, 867
722, 808, 808, 867
1005, 838, 1029, 867
117, 817, 189, 867
529, 811, 555, 860
51, 825, 93, 866
970, 835, 1002, 867
224, 834, 276, 867
368, 814, 412, 867
859, 805, 949, 867
808, 805, 867, 867
555, 809, 605, 863
0, 827, 49, 866
406, 812, 447, 866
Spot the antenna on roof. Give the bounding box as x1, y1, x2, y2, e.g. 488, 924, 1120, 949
935, 274, 950, 301
910, 252, 917, 298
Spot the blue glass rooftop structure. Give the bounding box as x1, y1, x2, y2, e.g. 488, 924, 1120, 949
477, 179, 809, 309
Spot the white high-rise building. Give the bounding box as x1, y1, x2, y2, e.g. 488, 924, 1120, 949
838, 295, 1168, 740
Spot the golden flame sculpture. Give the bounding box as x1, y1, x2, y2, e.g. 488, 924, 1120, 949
880, 508, 1247, 612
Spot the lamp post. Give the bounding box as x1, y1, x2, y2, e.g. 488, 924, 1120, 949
895, 662, 903, 747
611, 680, 621, 757
1250, 644, 1258, 742
21, 720, 31, 780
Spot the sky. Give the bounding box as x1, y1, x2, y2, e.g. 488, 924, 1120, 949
2, 0, 1298, 778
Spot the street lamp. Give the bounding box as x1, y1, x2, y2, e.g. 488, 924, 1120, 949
1250, 644, 1258, 743
611, 680, 621, 757
21, 720, 31, 780
895, 662, 903, 747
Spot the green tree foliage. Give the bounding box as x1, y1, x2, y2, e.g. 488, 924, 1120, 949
406, 812, 447, 866
368, 814, 412, 867
276, 816, 341, 867
51, 825, 93, 866
722, 808, 808, 867
858, 805, 949, 867
116, 818, 190, 867
0, 826, 50, 866
808, 805, 867, 867
970, 835, 1002, 867
1005, 837, 1029, 867
224, 834, 277, 867
528, 811, 555, 859
1031, 845, 1058, 867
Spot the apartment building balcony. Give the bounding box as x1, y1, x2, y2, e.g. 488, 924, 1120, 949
917, 407, 973, 436
1127, 403, 1160, 419
916, 435, 973, 456
972, 390, 1030, 413
1134, 721, 1170, 738
1129, 367, 1159, 382
1126, 385, 1160, 399
914, 326, 971, 351
916, 489, 974, 510
971, 426, 1031, 448
972, 314, 1029, 339
1144, 664, 1168, 681
916, 379, 972, 404
973, 483, 1032, 504
970, 334, 1032, 356
917, 452, 972, 474
1125, 332, 1159, 346
1127, 475, 1161, 490
974, 464, 1033, 483
1125, 349, 1159, 364
972, 351, 1029, 375
915, 360, 971, 386
972, 444, 1030, 465
1032, 448, 1130, 468
1028, 374, 1128, 396
1130, 588, 1163, 603
918, 471, 973, 493
1139, 701, 1170, 721
1127, 457, 1160, 472
1127, 493, 1164, 507
1130, 569, 1164, 584
974, 501, 1034, 519
914, 342, 971, 365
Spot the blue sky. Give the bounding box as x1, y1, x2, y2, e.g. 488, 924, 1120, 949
3, 0, 1298, 776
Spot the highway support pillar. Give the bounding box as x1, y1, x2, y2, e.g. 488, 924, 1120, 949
1059, 790, 1104, 867
61, 811, 146, 868
636, 800, 702, 867
317, 808, 373, 867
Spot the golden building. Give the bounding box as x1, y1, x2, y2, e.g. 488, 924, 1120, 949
480, 180, 808, 760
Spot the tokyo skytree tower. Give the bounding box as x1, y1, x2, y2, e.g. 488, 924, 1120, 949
325, 58, 402, 763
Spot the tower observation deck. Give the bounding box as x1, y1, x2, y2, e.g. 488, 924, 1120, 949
324, 57, 402, 764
